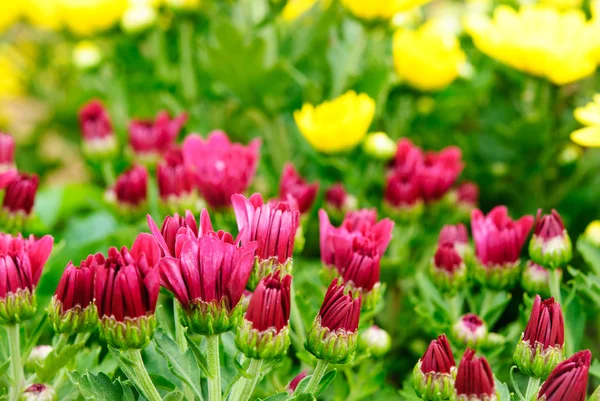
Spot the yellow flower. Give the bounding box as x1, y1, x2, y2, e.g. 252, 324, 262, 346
341, 0, 432, 19
164, 0, 200, 10
60, 0, 127, 36
392, 21, 466, 91
23, 0, 62, 30
0, 1, 22, 33
294, 91, 376, 154
465, 5, 597, 85
281, 0, 319, 21
540, 0, 582, 9
0, 47, 23, 98
570, 94, 600, 147
73, 41, 102, 70
585, 220, 600, 247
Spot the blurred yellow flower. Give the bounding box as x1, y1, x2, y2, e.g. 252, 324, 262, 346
466, 5, 597, 85
0, 2, 22, 33
73, 41, 102, 70
60, 0, 127, 36
585, 220, 600, 246
294, 90, 376, 154
121, 2, 158, 33
341, 0, 432, 19
392, 21, 465, 91
282, 0, 319, 21
24, 0, 62, 30
570, 95, 600, 147
164, 0, 200, 10
0, 48, 23, 98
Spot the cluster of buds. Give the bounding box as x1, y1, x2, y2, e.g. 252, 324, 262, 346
157, 209, 257, 335
384, 139, 466, 219
305, 279, 362, 364
471, 206, 533, 290
279, 163, 319, 214
232, 193, 300, 289
128, 110, 188, 166
236, 272, 292, 360
0, 234, 53, 324
430, 224, 470, 293
534, 350, 590, 401
513, 295, 564, 378
182, 131, 261, 208
78, 100, 118, 161
413, 334, 456, 401
319, 208, 394, 310
529, 209, 572, 269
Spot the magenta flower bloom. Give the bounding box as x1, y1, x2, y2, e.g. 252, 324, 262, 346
417, 147, 464, 202
414, 334, 456, 400
245, 272, 292, 333
111, 165, 148, 208
434, 243, 462, 273
0, 233, 54, 323
529, 209, 572, 269
95, 233, 160, 348
128, 111, 187, 159
148, 210, 201, 257
439, 224, 469, 247
431, 241, 467, 293
391, 138, 423, 177
455, 349, 495, 401
325, 183, 348, 210
457, 181, 479, 208
279, 163, 319, 214
79, 100, 114, 142
157, 149, 195, 203
0, 133, 17, 189
2, 173, 38, 216
49, 253, 102, 333
182, 131, 261, 208
232, 193, 300, 265
471, 206, 533, 289
384, 170, 422, 209
420, 334, 455, 374
158, 209, 257, 334
536, 350, 591, 401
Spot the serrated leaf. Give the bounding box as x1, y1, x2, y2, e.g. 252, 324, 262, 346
108, 346, 149, 399
163, 390, 184, 401
35, 342, 84, 382
68, 371, 135, 401
184, 330, 210, 376
315, 369, 336, 396
154, 329, 204, 401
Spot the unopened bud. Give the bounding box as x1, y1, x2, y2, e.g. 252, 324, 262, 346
20, 384, 56, 401
359, 325, 391, 357
584, 221, 600, 247
363, 132, 397, 161
72, 41, 101, 70
25, 346, 52, 371
452, 314, 487, 348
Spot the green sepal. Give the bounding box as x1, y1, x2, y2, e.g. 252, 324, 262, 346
99, 314, 156, 349
513, 338, 564, 379
304, 317, 358, 364
413, 360, 456, 401
529, 233, 572, 270
0, 289, 36, 324
235, 319, 291, 360
470, 260, 522, 290
47, 296, 98, 334
181, 297, 243, 336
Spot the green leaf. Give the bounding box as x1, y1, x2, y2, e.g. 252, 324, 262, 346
184, 330, 210, 376
163, 390, 184, 401
108, 346, 147, 397
261, 393, 290, 401
326, 20, 366, 98
315, 369, 336, 396
35, 342, 85, 382
67, 371, 135, 401
577, 238, 600, 276
0, 359, 10, 378
154, 329, 204, 401
495, 379, 513, 401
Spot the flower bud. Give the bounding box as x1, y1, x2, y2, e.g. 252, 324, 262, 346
471, 206, 533, 290
521, 261, 558, 298
96, 234, 160, 349
363, 132, 397, 161
235, 273, 292, 360
324, 183, 357, 216
413, 334, 456, 401
287, 371, 308, 394
128, 111, 187, 165
48, 255, 100, 334
78, 100, 118, 161
383, 170, 424, 220
121, 3, 157, 34
72, 41, 101, 70
25, 346, 52, 371
0, 133, 17, 189
535, 350, 590, 401
454, 349, 496, 401
305, 279, 362, 364
0, 234, 53, 324
584, 221, 600, 247
359, 325, 391, 357
418, 147, 464, 203
20, 384, 56, 401
529, 209, 572, 269
106, 165, 148, 217
514, 295, 564, 378
453, 314, 487, 348
430, 243, 467, 293
279, 163, 319, 214
438, 224, 470, 258
157, 148, 198, 213
1, 173, 39, 230
456, 181, 479, 210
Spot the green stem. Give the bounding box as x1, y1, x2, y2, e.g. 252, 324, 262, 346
548, 268, 562, 306
238, 359, 263, 401
55, 332, 71, 351
7, 324, 23, 401
102, 161, 115, 187
147, 170, 160, 221
74, 332, 91, 346
524, 377, 541, 401
124, 349, 162, 401
290, 280, 306, 352
174, 300, 194, 401
207, 335, 222, 401
479, 289, 495, 318
304, 360, 329, 395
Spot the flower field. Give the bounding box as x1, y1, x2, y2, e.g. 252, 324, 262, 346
2, 0, 600, 400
